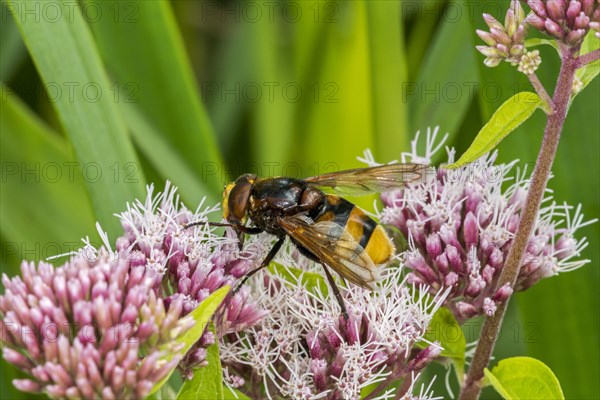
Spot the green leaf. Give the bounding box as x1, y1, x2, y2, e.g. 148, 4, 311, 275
424, 307, 466, 359
268, 263, 328, 297
7, 0, 145, 237
177, 326, 224, 400
120, 102, 218, 205
83, 0, 223, 197
446, 92, 542, 168
0, 2, 27, 81
149, 286, 231, 396
297, 2, 376, 172
147, 383, 178, 400
365, 1, 410, 161
409, 2, 478, 145
0, 85, 96, 263
524, 38, 559, 53
417, 307, 466, 379
574, 31, 600, 97
223, 387, 251, 400
246, 12, 294, 169
484, 357, 564, 400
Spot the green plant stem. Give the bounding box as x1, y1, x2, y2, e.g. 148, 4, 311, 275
459, 44, 579, 400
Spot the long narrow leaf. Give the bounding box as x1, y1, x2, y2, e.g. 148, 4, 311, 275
7, 0, 145, 236
409, 1, 478, 144
0, 2, 26, 81
297, 2, 375, 170
121, 102, 218, 205
0, 85, 96, 265
84, 0, 223, 195
365, 2, 410, 161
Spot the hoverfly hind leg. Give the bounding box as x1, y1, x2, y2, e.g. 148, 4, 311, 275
321, 265, 348, 320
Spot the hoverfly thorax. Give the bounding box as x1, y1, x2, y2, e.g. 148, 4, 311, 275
223, 173, 257, 224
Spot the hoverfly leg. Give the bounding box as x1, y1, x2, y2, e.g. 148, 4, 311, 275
234, 236, 285, 294
184, 220, 263, 234
321, 265, 348, 320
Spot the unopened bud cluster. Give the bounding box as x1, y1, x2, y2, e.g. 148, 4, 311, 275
0, 253, 193, 399
477, 0, 528, 67
477, 1, 600, 71
527, 0, 600, 46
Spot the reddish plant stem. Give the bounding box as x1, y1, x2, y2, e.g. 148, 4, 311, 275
577, 48, 600, 67
459, 45, 579, 400
527, 73, 554, 111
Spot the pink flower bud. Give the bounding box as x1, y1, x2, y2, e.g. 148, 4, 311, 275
493, 282, 514, 302
408, 344, 443, 371
491, 27, 512, 46
310, 358, 328, 391
528, 0, 547, 18
526, 12, 547, 30
483, 13, 504, 30
567, 28, 587, 44
477, 29, 498, 46
482, 265, 495, 284
545, 18, 566, 38
456, 302, 478, 318
433, 253, 449, 275
463, 212, 480, 249
574, 12, 591, 29
566, 1, 582, 25
13, 379, 42, 393
426, 234, 443, 258
444, 272, 459, 287
445, 245, 463, 272
482, 298, 497, 316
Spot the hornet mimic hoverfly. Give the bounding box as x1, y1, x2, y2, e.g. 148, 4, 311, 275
186, 164, 426, 316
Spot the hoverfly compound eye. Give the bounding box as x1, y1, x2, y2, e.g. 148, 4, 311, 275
226, 174, 256, 224
222, 183, 235, 220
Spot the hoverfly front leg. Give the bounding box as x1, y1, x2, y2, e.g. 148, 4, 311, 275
234, 236, 285, 294
184, 220, 263, 234
321, 265, 348, 320
205, 222, 262, 250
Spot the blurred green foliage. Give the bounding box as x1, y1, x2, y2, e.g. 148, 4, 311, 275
0, 1, 597, 399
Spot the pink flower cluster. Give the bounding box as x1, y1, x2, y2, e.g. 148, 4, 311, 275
371, 128, 594, 321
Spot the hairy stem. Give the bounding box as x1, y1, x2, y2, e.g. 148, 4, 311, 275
527, 73, 554, 112
577, 48, 600, 67
459, 46, 579, 400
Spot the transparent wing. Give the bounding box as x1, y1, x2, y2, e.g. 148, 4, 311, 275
278, 216, 380, 289
304, 163, 428, 196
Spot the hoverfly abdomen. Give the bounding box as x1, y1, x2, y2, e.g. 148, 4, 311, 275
316, 195, 395, 267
